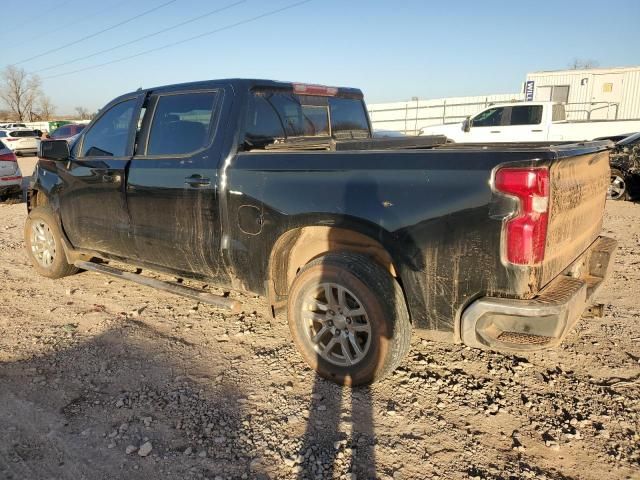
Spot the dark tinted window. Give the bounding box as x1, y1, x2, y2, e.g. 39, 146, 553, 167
244, 91, 370, 149
51, 125, 71, 138
244, 95, 286, 148
147, 91, 218, 156
329, 97, 370, 138
82, 99, 136, 157
509, 105, 543, 125
472, 107, 505, 127
10, 130, 38, 137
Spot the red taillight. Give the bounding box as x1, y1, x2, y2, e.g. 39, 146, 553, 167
5, 138, 19, 141
0, 152, 17, 162
293, 83, 338, 96
495, 167, 550, 265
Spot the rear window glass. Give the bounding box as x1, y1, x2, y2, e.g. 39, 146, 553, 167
146, 91, 218, 156
509, 105, 543, 125
51, 125, 71, 138
244, 91, 370, 149
10, 130, 38, 137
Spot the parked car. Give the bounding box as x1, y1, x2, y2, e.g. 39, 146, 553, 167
0, 128, 39, 156
27, 79, 615, 385
0, 140, 22, 200
606, 132, 640, 201
49, 123, 86, 140
0, 123, 27, 129
419, 102, 640, 143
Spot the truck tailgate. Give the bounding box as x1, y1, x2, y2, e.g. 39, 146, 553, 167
541, 148, 610, 287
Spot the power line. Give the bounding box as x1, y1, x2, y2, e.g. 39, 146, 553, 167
13, 0, 179, 66
26, 0, 131, 44
42, 0, 313, 80
35, 0, 246, 74
2, 0, 75, 36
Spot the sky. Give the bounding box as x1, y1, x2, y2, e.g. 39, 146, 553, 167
2, 0, 639, 114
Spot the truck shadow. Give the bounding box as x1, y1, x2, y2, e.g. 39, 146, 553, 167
0, 319, 268, 479
297, 176, 405, 478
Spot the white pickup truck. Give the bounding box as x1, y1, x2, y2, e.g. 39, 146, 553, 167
420, 102, 640, 143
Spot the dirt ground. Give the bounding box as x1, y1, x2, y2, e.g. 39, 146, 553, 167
0, 163, 638, 479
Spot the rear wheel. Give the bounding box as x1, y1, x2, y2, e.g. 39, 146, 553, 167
287, 253, 411, 386
608, 168, 629, 201
24, 206, 79, 279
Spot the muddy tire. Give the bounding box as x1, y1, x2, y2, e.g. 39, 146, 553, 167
608, 168, 629, 201
24, 206, 79, 279
287, 252, 411, 386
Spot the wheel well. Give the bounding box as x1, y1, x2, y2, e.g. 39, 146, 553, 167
27, 189, 49, 212
268, 226, 398, 304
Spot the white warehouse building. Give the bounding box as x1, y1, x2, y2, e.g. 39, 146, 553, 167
368, 65, 640, 135
525, 66, 640, 121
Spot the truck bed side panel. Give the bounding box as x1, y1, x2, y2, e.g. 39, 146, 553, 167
226, 149, 554, 332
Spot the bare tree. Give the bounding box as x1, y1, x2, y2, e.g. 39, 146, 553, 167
0, 66, 42, 121
569, 58, 599, 70
74, 106, 91, 120
38, 95, 55, 120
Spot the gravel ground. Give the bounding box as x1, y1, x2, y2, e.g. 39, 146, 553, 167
0, 192, 638, 480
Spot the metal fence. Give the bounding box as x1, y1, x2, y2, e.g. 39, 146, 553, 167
368, 99, 622, 135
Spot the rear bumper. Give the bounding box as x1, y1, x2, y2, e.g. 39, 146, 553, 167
0, 175, 22, 195
460, 236, 617, 351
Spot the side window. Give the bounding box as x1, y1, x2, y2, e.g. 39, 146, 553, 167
509, 105, 543, 125
471, 107, 505, 127
146, 91, 218, 156
81, 99, 136, 157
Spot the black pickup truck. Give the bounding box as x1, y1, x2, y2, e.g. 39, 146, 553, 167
26, 79, 616, 385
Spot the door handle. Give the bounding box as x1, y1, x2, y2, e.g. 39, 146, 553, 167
185, 175, 211, 187
490, 130, 501, 133
531, 129, 543, 132
102, 174, 121, 184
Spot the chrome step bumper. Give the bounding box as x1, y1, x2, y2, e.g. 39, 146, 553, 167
460, 236, 617, 352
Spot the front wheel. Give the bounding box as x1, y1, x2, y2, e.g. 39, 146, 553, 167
24, 206, 79, 279
608, 168, 629, 201
287, 253, 411, 386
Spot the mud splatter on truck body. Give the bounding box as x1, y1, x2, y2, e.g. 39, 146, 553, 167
28, 79, 615, 362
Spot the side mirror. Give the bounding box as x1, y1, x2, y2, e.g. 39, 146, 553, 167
462, 117, 471, 132
38, 139, 70, 161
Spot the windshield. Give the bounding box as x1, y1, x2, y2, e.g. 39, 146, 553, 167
243, 90, 370, 149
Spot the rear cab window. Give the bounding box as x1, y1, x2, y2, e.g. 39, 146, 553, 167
243, 88, 370, 150
508, 105, 543, 125
145, 90, 219, 156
